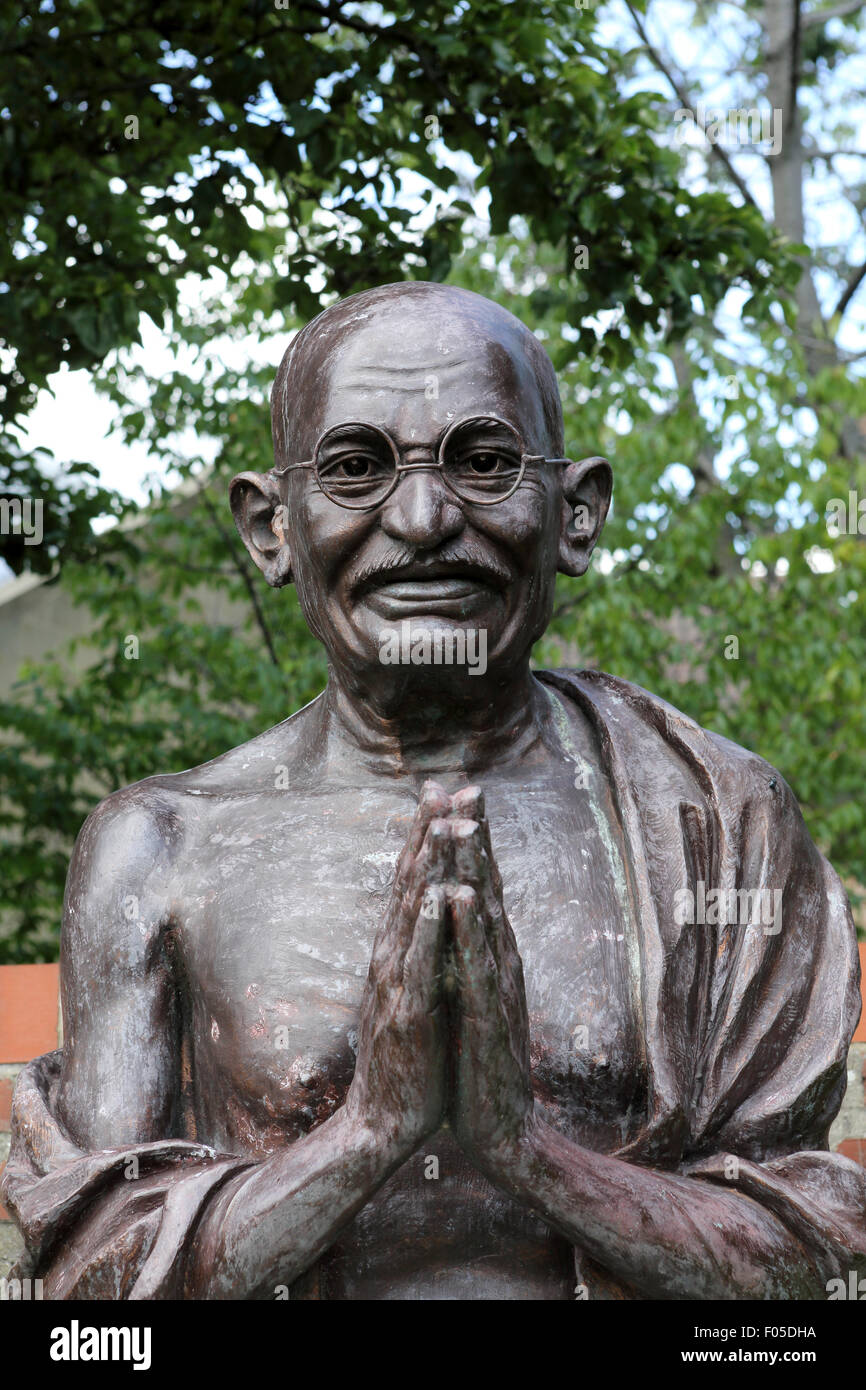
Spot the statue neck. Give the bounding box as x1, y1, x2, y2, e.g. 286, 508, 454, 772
312, 665, 549, 781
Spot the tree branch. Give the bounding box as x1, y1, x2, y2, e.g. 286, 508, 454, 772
789, 0, 803, 136
802, 1, 865, 27
623, 2, 761, 211
804, 148, 866, 160
834, 258, 866, 320
198, 488, 283, 671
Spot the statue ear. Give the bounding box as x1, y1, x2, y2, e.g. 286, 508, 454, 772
557, 456, 612, 578
230, 471, 294, 588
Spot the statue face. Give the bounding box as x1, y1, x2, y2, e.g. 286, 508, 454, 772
232, 287, 611, 699
286, 305, 563, 688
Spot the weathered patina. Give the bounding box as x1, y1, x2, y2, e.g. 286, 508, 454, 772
4, 283, 864, 1299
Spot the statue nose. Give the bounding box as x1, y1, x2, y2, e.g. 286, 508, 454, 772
379, 468, 465, 547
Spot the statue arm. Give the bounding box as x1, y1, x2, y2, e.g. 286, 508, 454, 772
186, 790, 456, 1299
446, 802, 866, 1300
1, 785, 248, 1298
12, 787, 398, 1298
18, 779, 451, 1299
183, 1110, 400, 1298
490, 1122, 836, 1299
447, 854, 827, 1297
57, 785, 184, 1149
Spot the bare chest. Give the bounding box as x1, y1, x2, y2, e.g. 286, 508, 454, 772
172, 776, 645, 1155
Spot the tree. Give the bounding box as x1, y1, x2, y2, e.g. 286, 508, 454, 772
0, 0, 788, 575
454, 2, 866, 913
554, 0, 866, 903
6, 0, 859, 961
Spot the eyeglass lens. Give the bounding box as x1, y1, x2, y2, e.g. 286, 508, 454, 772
313, 418, 525, 506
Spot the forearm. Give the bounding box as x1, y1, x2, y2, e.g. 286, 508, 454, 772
494, 1118, 823, 1300
186, 1109, 405, 1299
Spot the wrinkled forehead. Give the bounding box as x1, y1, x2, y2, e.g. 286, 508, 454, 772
283, 301, 552, 459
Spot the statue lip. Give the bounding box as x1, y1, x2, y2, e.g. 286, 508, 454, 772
357, 560, 507, 595
372, 578, 486, 604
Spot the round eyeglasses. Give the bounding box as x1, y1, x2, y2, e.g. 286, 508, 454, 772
273, 415, 571, 511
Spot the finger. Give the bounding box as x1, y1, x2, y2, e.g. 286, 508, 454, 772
448, 889, 533, 1095
402, 884, 448, 1011
413, 816, 454, 890
412, 779, 452, 844
449, 818, 518, 983
450, 813, 505, 904
448, 884, 499, 1013
393, 780, 452, 894
371, 792, 452, 982
450, 817, 487, 886
466, 804, 505, 900
450, 784, 484, 821
384, 818, 452, 979
450, 818, 504, 951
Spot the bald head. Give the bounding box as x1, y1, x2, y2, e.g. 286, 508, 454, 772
270, 282, 565, 471
233, 279, 611, 679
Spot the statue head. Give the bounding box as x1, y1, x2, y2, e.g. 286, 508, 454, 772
231, 282, 611, 700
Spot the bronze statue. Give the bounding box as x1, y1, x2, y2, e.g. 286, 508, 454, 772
4, 282, 864, 1299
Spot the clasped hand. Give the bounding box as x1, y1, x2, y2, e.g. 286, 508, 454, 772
344, 780, 536, 1179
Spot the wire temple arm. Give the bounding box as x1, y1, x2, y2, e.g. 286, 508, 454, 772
272, 460, 314, 477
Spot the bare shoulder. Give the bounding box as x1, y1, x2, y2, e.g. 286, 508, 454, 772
68, 698, 321, 912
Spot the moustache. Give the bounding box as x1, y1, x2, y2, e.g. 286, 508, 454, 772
350, 542, 513, 593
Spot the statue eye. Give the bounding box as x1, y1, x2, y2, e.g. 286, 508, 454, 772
465, 450, 507, 475
447, 445, 520, 482
317, 444, 393, 500
336, 454, 375, 478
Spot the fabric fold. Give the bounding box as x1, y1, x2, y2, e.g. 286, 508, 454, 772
3, 668, 863, 1298
3, 1051, 252, 1298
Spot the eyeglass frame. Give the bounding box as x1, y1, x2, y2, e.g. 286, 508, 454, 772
272, 413, 572, 511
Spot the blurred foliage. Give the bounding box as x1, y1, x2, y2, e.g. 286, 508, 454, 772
0, 0, 864, 958
0, 0, 792, 578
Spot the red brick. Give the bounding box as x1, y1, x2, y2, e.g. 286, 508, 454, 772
0, 1078, 13, 1129
854, 944, 866, 1044
0, 964, 60, 1063
835, 1138, 866, 1167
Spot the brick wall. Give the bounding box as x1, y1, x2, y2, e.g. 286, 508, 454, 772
1, 952, 865, 1282
0, 963, 61, 1277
